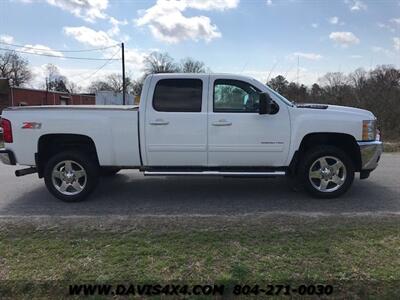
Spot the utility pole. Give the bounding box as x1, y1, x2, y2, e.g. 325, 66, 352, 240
45, 77, 49, 105
121, 42, 126, 105
296, 55, 299, 102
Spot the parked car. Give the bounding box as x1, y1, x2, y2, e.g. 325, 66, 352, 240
0, 74, 383, 201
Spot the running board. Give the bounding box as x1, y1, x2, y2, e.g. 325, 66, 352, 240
15, 167, 37, 177
144, 170, 286, 177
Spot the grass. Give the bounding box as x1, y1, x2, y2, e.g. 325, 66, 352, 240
383, 141, 400, 152
0, 216, 399, 298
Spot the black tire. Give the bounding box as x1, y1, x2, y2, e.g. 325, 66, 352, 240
298, 146, 354, 198
100, 167, 121, 176
44, 151, 99, 202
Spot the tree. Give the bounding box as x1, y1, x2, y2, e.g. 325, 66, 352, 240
180, 57, 206, 73
0, 50, 32, 86
87, 80, 112, 94
310, 83, 323, 101
318, 72, 351, 105
66, 81, 81, 94
132, 75, 146, 96
143, 52, 179, 75
107, 73, 132, 93
88, 73, 132, 94
267, 75, 288, 95
45, 64, 69, 93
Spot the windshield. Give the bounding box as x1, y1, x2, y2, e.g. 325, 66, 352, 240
264, 85, 295, 107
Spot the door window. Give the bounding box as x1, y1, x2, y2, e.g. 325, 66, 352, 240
214, 79, 261, 113
153, 79, 202, 112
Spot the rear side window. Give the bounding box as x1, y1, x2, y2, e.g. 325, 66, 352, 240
153, 79, 203, 112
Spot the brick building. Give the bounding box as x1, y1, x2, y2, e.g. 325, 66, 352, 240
0, 78, 95, 113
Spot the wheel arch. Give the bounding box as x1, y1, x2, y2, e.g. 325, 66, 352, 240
289, 132, 361, 174
37, 134, 99, 178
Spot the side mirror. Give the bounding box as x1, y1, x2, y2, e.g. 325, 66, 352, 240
259, 93, 272, 115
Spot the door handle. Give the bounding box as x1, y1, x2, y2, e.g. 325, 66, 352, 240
150, 119, 169, 125
212, 120, 232, 126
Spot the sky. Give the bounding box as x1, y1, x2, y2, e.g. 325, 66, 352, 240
0, 0, 399, 90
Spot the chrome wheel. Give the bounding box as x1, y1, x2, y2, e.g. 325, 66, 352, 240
308, 156, 347, 193
51, 160, 87, 196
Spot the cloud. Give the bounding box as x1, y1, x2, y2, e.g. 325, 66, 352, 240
311, 23, 319, 28
345, 0, 367, 11
46, 0, 108, 22
371, 46, 395, 57
135, 0, 238, 43
0, 35, 63, 58
329, 31, 360, 47
107, 17, 128, 37
266, 0, 273, 6
31, 64, 122, 91
394, 37, 400, 51
292, 52, 323, 61
19, 44, 64, 57
390, 18, 400, 25
0, 34, 14, 44
63, 26, 146, 68
185, 0, 239, 10
329, 16, 339, 24
63, 26, 117, 47
242, 68, 319, 86
377, 22, 395, 33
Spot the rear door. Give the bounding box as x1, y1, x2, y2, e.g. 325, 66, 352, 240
144, 75, 208, 166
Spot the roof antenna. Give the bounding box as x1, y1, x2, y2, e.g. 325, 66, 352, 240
266, 60, 279, 83
297, 55, 299, 86
240, 59, 249, 73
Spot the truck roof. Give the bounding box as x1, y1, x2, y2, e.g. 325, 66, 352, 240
149, 73, 257, 81
4, 105, 139, 111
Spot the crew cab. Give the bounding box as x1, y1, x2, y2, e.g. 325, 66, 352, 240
0, 74, 383, 201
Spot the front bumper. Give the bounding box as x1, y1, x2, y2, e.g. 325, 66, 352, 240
0, 149, 16, 165
357, 141, 383, 171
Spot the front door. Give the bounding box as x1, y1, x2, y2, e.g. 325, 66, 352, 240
207, 76, 290, 166
144, 75, 208, 166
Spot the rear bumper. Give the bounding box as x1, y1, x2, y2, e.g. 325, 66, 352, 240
0, 149, 16, 165
357, 141, 383, 171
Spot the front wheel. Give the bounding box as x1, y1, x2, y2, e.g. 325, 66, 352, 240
44, 151, 99, 202
298, 146, 354, 198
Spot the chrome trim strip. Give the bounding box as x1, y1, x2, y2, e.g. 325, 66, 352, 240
144, 171, 286, 176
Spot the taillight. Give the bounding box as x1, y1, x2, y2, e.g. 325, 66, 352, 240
1, 118, 13, 143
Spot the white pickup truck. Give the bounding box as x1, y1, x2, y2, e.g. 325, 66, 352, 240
0, 74, 383, 201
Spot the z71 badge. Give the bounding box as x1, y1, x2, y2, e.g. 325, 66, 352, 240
21, 122, 42, 129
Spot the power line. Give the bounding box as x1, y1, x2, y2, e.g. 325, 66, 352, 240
0, 47, 120, 61
0, 41, 120, 52
75, 49, 121, 82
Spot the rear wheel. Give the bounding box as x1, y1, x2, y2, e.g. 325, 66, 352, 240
44, 151, 99, 202
299, 146, 354, 198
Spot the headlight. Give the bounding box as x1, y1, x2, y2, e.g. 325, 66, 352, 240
362, 120, 376, 141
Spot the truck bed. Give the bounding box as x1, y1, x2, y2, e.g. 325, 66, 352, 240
2, 106, 141, 167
